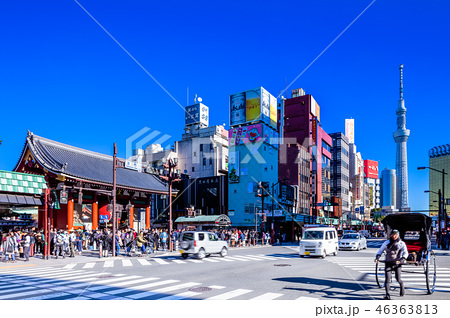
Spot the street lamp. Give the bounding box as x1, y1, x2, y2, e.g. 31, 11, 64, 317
160, 157, 180, 252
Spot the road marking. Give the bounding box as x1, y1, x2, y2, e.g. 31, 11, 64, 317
137, 259, 152, 266
63, 264, 77, 269
206, 288, 252, 300
295, 296, 318, 300
172, 260, 186, 264
209, 285, 226, 289
250, 292, 283, 300
83, 263, 96, 269
235, 255, 263, 261
125, 280, 180, 299
0, 288, 53, 300
188, 259, 203, 263
153, 258, 169, 265
104, 277, 160, 288
152, 282, 201, 293
202, 258, 220, 263
158, 291, 201, 300
122, 259, 132, 267
24, 292, 71, 300
104, 260, 114, 267
226, 256, 250, 262
0, 264, 36, 270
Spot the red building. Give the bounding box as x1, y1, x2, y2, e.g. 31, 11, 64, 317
280, 90, 332, 217
14, 131, 171, 231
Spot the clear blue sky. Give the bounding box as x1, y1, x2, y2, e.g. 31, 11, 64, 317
0, 0, 449, 211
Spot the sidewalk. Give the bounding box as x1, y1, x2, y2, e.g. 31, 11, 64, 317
0, 242, 300, 268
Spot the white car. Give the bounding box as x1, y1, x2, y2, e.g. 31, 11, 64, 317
339, 233, 367, 251
179, 231, 228, 259
299, 227, 338, 258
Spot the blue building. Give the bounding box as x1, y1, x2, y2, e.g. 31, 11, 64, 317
381, 168, 397, 211
227, 87, 279, 229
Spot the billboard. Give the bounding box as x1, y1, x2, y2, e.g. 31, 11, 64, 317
185, 103, 209, 127
345, 119, 355, 144
229, 87, 277, 128
246, 88, 261, 122
310, 96, 321, 122
270, 94, 277, 128
229, 124, 262, 146
364, 160, 379, 179
229, 123, 278, 148
228, 151, 240, 183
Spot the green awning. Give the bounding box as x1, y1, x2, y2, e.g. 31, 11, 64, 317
0, 170, 47, 194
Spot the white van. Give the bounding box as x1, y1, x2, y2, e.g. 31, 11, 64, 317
299, 226, 338, 258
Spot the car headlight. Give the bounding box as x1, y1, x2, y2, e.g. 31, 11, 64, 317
350, 242, 356, 245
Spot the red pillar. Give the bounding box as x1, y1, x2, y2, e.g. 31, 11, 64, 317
129, 206, 134, 230
67, 199, 74, 230
92, 201, 99, 230
146, 206, 151, 229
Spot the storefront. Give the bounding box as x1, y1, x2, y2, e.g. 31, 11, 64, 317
0, 170, 46, 231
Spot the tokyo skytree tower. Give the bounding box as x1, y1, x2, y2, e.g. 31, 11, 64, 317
393, 64, 410, 210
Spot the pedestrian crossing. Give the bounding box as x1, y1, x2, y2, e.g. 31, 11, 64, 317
59, 253, 299, 270
0, 265, 313, 300
330, 256, 450, 294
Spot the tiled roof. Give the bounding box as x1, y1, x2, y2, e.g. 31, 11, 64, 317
0, 170, 47, 194
17, 132, 170, 194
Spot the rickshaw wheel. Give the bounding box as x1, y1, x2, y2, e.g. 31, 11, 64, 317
426, 250, 436, 294
375, 261, 384, 288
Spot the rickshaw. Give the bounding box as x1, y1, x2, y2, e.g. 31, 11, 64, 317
375, 213, 436, 294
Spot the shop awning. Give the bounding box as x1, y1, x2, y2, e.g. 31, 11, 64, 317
0, 193, 42, 206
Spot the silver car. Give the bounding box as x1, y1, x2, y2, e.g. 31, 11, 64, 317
338, 233, 367, 251
179, 231, 228, 259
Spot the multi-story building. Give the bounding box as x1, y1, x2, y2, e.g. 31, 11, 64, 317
282, 89, 332, 220
380, 168, 398, 212
175, 124, 229, 179
329, 132, 350, 216
428, 144, 450, 217
349, 143, 364, 219
228, 87, 280, 229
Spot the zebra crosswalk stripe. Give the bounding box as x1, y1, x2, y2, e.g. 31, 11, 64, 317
206, 288, 252, 300
137, 259, 151, 266
202, 258, 219, 263
63, 264, 77, 269
157, 291, 201, 300
250, 292, 283, 300
125, 280, 180, 299
226, 256, 250, 262
172, 260, 186, 264
83, 263, 96, 269
122, 259, 132, 267
104, 260, 114, 267
153, 258, 169, 265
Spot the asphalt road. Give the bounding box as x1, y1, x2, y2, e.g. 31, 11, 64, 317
0, 239, 449, 300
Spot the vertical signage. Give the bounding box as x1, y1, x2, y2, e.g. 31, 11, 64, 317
230, 92, 246, 126
345, 119, 355, 144
311, 116, 317, 145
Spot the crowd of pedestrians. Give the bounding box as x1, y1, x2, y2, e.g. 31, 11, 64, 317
2, 227, 286, 262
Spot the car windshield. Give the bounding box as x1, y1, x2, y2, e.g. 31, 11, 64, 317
342, 234, 358, 239
302, 230, 323, 240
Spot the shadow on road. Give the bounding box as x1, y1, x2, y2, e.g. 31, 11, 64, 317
273, 276, 380, 300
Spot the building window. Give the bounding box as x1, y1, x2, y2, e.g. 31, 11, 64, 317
210, 143, 214, 151
203, 158, 206, 166
322, 140, 331, 152
192, 167, 195, 172
193, 151, 196, 157
209, 158, 213, 165
200, 144, 203, 152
